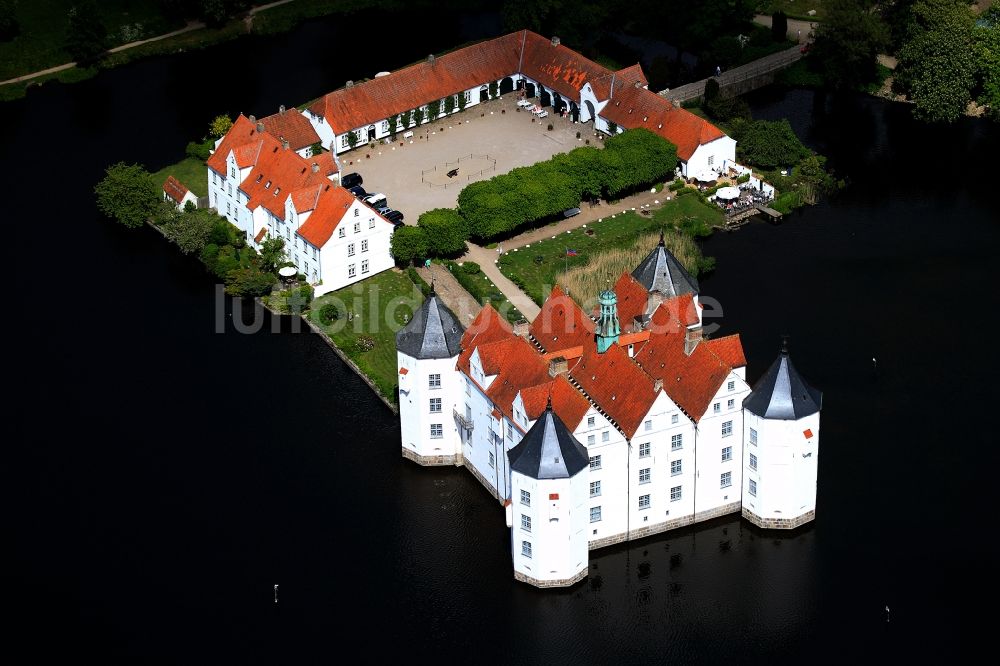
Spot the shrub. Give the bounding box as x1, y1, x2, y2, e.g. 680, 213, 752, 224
461, 262, 481, 275
417, 208, 468, 256
732, 119, 811, 170
668, 178, 686, 191
355, 334, 376, 353
737, 173, 751, 184
407, 267, 431, 296
185, 138, 214, 161
319, 303, 340, 325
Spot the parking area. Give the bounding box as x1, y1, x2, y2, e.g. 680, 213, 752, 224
339, 96, 602, 224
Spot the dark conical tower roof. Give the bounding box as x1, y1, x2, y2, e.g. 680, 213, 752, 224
631, 231, 699, 297
744, 337, 822, 420
508, 400, 589, 480
395, 287, 464, 359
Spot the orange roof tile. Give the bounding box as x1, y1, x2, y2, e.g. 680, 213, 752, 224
458, 305, 515, 368
703, 334, 747, 368
309, 32, 525, 135
613, 273, 651, 330
542, 346, 583, 362
530, 285, 595, 353
617, 331, 650, 346
311, 151, 339, 176
519, 375, 590, 431
206, 115, 262, 175
162, 175, 189, 202
258, 107, 322, 152
569, 342, 659, 438
240, 135, 329, 220
399, 367, 409, 375
254, 228, 267, 244
297, 186, 391, 249
521, 32, 611, 99
290, 184, 323, 213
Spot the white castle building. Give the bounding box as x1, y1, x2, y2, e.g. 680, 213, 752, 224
396, 236, 822, 588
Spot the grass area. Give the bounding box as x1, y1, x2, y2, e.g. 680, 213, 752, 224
498, 195, 723, 306
756, 0, 825, 22
308, 269, 421, 403
441, 261, 524, 323
152, 156, 209, 198
0, 0, 184, 81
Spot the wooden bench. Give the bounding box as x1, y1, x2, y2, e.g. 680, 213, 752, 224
403, 131, 414, 139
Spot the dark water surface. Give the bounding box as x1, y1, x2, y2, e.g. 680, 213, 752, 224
8, 14, 998, 663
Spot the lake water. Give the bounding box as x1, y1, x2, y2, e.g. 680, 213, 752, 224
8, 13, 997, 662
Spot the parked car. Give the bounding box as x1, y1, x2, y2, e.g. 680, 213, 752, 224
364, 193, 387, 209
348, 185, 367, 198
563, 207, 581, 218
384, 210, 404, 225
341, 172, 363, 188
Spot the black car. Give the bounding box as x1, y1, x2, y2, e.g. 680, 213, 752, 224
341, 172, 363, 188
384, 210, 404, 224
348, 185, 367, 198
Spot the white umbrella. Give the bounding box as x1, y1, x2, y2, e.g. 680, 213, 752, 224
716, 186, 740, 200
694, 170, 717, 182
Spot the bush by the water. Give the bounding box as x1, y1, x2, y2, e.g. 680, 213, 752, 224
731, 119, 811, 170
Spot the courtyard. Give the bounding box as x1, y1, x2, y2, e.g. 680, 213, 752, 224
338, 96, 603, 223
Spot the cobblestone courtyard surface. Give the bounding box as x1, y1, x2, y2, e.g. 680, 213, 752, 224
340, 96, 603, 223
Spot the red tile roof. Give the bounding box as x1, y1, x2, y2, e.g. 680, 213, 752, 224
290, 184, 323, 213
458, 305, 516, 374
601, 84, 726, 161
569, 341, 659, 438
613, 272, 651, 330
162, 175, 189, 202
476, 337, 552, 424
521, 31, 611, 99
254, 228, 267, 244
632, 303, 743, 422
617, 331, 650, 347
240, 135, 329, 220
206, 115, 263, 175
308, 32, 525, 135
519, 374, 590, 431
297, 185, 391, 249
529, 285, 595, 353
311, 151, 339, 176
703, 334, 747, 368
258, 107, 322, 152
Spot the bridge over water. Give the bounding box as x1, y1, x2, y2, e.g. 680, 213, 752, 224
659, 45, 804, 105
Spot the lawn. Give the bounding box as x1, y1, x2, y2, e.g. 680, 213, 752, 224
152, 156, 208, 198
308, 269, 422, 403
498, 195, 723, 306
0, 0, 184, 80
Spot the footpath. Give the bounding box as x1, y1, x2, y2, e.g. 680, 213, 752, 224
1, 0, 295, 87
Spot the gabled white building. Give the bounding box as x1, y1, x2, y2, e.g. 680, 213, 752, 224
305, 30, 735, 175
397, 238, 821, 588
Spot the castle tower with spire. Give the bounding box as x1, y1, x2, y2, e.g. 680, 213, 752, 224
595, 289, 621, 353
507, 398, 590, 587
741, 337, 823, 529
395, 285, 465, 465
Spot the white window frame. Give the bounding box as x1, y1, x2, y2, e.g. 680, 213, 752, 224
520, 489, 531, 507
590, 480, 601, 497
429, 397, 442, 413
721, 472, 732, 488
521, 514, 531, 532
722, 446, 732, 462
749, 479, 757, 497
671, 433, 683, 451
722, 420, 733, 437
639, 442, 650, 458
670, 485, 682, 501
750, 453, 758, 470
638, 494, 651, 510
639, 467, 651, 484
750, 428, 758, 446
428, 373, 441, 388
589, 455, 601, 470
522, 541, 532, 558
590, 506, 602, 523
430, 423, 443, 439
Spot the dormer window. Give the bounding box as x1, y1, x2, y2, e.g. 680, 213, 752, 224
265, 181, 271, 189
643, 116, 647, 121
256, 175, 262, 183
274, 187, 280, 196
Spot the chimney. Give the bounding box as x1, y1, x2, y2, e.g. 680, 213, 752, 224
551, 36, 561, 46
346, 80, 354, 88
279, 104, 285, 115
311, 162, 319, 173
249, 114, 256, 124
653, 378, 663, 393
548, 357, 568, 378
513, 319, 530, 337
634, 80, 642, 88
256, 121, 265, 133
684, 326, 703, 356
646, 291, 664, 318
427, 54, 435, 65
282, 139, 289, 150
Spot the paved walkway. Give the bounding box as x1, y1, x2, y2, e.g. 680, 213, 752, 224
462, 186, 673, 322
661, 44, 803, 104
414, 263, 482, 325
1, 0, 295, 87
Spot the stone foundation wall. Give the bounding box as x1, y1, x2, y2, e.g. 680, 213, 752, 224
742, 507, 815, 530
401, 447, 462, 467
514, 567, 588, 589
465, 457, 505, 503
588, 502, 742, 550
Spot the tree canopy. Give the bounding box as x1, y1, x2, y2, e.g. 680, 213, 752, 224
390, 226, 429, 265
731, 119, 811, 169
417, 209, 468, 256
94, 162, 160, 229
812, 0, 888, 90
209, 114, 233, 139
66, 0, 109, 64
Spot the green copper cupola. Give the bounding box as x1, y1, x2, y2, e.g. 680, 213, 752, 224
595, 289, 621, 353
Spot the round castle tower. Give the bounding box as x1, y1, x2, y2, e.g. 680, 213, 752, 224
741, 337, 823, 529
395, 285, 465, 466
507, 399, 590, 588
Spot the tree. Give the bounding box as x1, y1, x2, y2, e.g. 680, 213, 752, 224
413, 106, 425, 126
94, 162, 159, 229
390, 226, 429, 265
0, 0, 19, 41
347, 129, 359, 150
811, 0, 888, 90
427, 98, 441, 121
309, 141, 324, 157
401, 109, 412, 129
977, 6, 1000, 120
162, 208, 217, 254
488, 81, 498, 100
444, 94, 455, 116
387, 115, 399, 139
457, 92, 467, 112
606, 120, 618, 135
225, 266, 276, 297
731, 119, 811, 169
209, 114, 233, 138
898, 0, 978, 122
66, 1, 109, 64
417, 208, 469, 256
772, 10, 788, 42
257, 236, 287, 274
